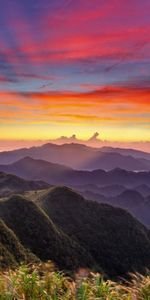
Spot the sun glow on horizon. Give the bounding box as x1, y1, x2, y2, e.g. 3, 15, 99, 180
0, 0, 149, 145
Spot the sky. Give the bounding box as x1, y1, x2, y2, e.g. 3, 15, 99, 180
0, 0, 150, 148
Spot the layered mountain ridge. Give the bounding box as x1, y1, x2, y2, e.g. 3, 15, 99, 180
0, 142, 150, 171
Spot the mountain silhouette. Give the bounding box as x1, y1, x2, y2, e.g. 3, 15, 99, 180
0, 157, 72, 184
0, 157, 150, 187
0, 142, 149, 171
0, 171, 49, 197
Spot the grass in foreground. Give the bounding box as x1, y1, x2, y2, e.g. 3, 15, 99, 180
0, 262, 149, 300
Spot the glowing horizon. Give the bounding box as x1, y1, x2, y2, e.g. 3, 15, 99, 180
0, 0, 150, 145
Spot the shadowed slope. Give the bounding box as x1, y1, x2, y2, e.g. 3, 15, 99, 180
79, 189, 150, 228
0, 195, 93, 271
38, 187, 150, 278
0, 219, 31, 269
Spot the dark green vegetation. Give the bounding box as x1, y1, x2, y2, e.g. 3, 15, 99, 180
0, 195, 92, 271
78, 188, 150, 228
0, 186, 150, 279
0, 219, 36, 269
35, 187, 150, 276
36, 187, 150, 278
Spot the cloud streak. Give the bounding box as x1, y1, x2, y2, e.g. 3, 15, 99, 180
0, 0, 149, 142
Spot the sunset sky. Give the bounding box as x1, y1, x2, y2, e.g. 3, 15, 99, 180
0, 0, 150, 145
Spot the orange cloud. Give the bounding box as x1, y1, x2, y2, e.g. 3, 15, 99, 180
0, 85, 149, 128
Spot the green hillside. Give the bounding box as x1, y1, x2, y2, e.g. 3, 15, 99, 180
0, 195, 93, 271
0, 219, 33, 269
0, 186, 149, 279
37, 186, 150, 278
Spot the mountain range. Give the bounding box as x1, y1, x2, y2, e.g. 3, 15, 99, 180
0, 156, 150, 187
0, 171, 49, 197
0, 155, 149, 228
100, 146, 150, 160
35, 187, 150, 277
0, 142, 150, 171
0, 187, 150, 278
0, 167, 149, 228
78, 189, 150, 228
0, 142, 150, 278
72, 183, 150, 198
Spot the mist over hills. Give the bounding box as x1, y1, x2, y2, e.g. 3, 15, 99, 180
69, 183, 150, 199
0, 168, 149, 228
0, 154, 150, 228
0, 156, 150, 188
1, 133, 150, 153
0, 142, 150, 171
0, 171, 49, 197
100, 146, 150, 161
0, 157, 72, 185
78, 189, 150, 228
0, 142, 150, 278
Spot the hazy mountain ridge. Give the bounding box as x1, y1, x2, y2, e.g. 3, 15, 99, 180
0, 157, 73, 185
0, 143, 150, 278
0, 156, 149, 227
0, 171, 49, 197
0, 157, 150, 187
0, 142, 150, 171
78, 189, 150, 228
100, 146, 150, 160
